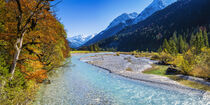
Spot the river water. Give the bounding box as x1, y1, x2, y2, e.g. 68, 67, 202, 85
34, 53, 210, 105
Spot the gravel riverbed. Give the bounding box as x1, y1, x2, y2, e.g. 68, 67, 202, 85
79, 53, 210, 98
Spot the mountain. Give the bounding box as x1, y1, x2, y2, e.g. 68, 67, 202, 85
107, 12, 138, 30
68, 34, 95, 49
93, 0, 210, 51
82, 0, 176, 47
133, 0, 177, 24
83, 12, 138, 46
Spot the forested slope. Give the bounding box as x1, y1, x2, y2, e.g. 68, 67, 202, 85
96, 0, 210, 51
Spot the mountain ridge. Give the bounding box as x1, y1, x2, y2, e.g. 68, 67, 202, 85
93, 0, 210, 51
68, 34, 95, 49
82, 0, 177, 47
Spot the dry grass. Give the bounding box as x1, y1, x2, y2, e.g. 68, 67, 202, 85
143, 65, 210, 91
70, 51, 108, 54
169, 76, 210, 91
126, 67, 133, 71
189, 66, 210, 79
117, 52, 158, 58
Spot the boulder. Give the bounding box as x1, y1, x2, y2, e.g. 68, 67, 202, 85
166, 67, 180, 75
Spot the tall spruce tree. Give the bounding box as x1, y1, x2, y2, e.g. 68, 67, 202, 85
178, 35, 185, 53
203, 29, 209, 47
169, 38, 178, 55
190, 33, 196, 47
172, 32, 178, 48
162, 39, 170, 53
191, 29, 205, 54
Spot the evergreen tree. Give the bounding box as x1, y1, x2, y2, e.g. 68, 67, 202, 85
196, 29, 205, 53
183, 37, 189, 52
169, 38, 178, 55
172, 32, 178, 47
90, 45, 94, 51
191, 29, 205, 54
93, 44, 100, 51
203, 29, 209, 47
190, 33, 196, 47
178, 35, 185, 53
162, 39, 170, 53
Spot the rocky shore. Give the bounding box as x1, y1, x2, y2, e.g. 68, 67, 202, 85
79, 53, 210, 98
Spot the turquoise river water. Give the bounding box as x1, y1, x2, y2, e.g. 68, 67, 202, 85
34, 53, 210, 105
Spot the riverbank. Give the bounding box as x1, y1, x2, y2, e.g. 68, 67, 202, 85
79, 53, 210, 98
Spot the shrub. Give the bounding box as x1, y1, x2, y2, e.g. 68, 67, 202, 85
189, 66, 210, 79
168, 55, 184, 67
126, 67, 133, 71
116, 53, 120, 56
180, 60, 193, 75
151, 54, 160, 60
158, 52, 173, 64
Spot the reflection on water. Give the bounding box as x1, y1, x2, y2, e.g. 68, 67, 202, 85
34, 53, 210, 105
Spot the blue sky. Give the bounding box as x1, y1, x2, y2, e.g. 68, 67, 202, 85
54, 0, 152, 37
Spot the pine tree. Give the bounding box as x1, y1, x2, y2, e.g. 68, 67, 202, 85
191, 29, 205, 54
169, 38, 178, 55
93, 44, 100, 51
203, 29, 209, 47
190, 33, 196, 47
90, 45, 94, 51
183, 37, 189, 52
162, 39, 170, 53
178, 35, 185, 53
172, 32, 178, 47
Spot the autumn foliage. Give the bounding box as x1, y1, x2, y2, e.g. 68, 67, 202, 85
0, 0, 70, 104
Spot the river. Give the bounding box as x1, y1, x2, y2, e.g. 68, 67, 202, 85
34, 53, 210, 105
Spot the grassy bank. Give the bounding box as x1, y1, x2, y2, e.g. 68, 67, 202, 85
143, 65, 210, 91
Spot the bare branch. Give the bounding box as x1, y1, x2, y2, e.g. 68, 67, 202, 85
50, 0, 62, 7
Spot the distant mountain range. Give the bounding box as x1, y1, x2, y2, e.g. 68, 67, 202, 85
82, 12, 138, 47
82, 0, 177, 47
93, 0, 210, 51
68, 34, 95, 49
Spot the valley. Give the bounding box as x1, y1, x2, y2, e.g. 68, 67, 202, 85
1, 0, 210, 104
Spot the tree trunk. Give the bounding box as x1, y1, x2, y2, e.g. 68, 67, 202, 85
10, 33, 25, 80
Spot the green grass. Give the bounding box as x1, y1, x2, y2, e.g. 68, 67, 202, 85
142, 65, 169, 76
143, 65, 210, 91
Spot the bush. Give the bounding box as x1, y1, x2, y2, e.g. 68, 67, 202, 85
116, 52, 120, 56
189, 66, 210, 79
158, 52, 173, 65
151, 54, 160, 60
180, 60, 193, 75
126, 67, 133, 71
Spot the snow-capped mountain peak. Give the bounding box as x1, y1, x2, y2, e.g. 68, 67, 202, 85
161, 0, 178, 6
68, 34, 96, 49
80, 0, 178, 47
106, 12, 138, 30
133, 0, 177, 24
